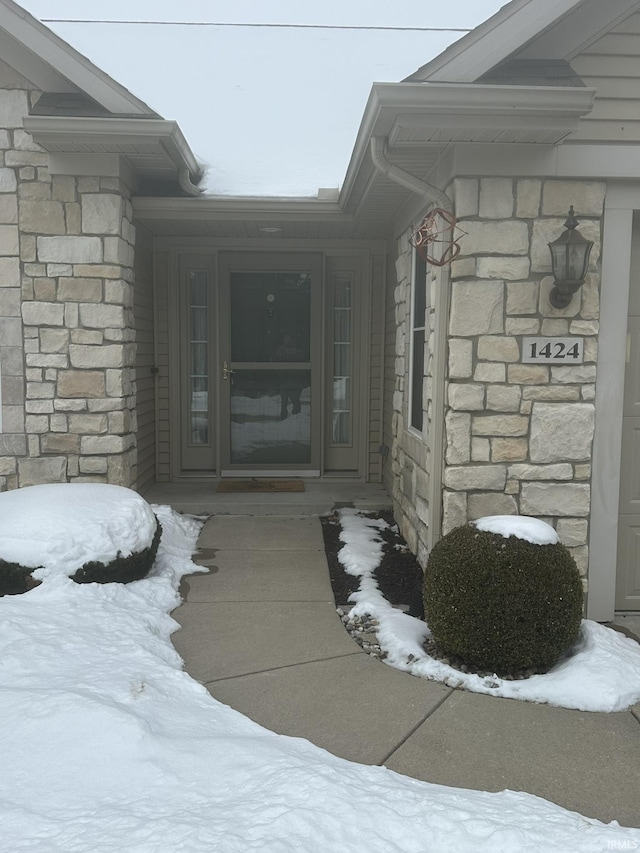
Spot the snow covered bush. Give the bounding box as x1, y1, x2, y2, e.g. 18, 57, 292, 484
423, 516, 583, 676
0, 484, 161, 595
71, 519, 162, 585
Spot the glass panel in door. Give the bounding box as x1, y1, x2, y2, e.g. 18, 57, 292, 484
231, 368, 311, 464
223, 262, 319, 469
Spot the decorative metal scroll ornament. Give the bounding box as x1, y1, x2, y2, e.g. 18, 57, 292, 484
410, 208, 466, 267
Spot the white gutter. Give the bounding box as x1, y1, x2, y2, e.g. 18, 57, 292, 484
23, 115, 204, 191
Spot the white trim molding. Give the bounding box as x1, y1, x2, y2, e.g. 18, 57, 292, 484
406, 0, 640, 84
588, 181, 639, 620
0, 0, 156, 114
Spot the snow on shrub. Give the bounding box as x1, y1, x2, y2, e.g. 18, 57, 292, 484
423, 515, 584, 676
0, 484, 161, 594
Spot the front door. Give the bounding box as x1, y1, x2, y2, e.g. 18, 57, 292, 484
219, 253, 322, 474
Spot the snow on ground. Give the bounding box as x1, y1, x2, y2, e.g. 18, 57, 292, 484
340, 508, 640, 713
1, 491, 640, 850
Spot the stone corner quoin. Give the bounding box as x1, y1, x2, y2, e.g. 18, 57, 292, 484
0, 82, 137, 493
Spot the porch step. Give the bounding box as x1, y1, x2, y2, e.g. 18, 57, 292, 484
142, 481, 392, 517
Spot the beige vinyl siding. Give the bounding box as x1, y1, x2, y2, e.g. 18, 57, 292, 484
133, 224, 157, 494
367, 252, 386, 481
381, 251, 398, 498
571, 13, 640, 142
154, 250, 171, 481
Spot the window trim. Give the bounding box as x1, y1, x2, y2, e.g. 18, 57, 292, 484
409, 246, 428, 437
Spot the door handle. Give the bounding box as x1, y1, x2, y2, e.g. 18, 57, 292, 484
222, 361, 235, 381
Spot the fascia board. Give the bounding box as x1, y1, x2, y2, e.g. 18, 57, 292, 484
23, 115, 203, 181
0, 27, 74, 92
517, 0, 640, 61
132, 196, 352, 223
384, 82, 597, 117
340, 84, 403, 212
339, 82, 596, 211
406, 0, 586, 83
0, 0, 156, 115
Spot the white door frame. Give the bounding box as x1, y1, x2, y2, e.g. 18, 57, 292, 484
588, 182, 638, 620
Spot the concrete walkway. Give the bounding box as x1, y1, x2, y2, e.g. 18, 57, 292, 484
171, 511, 640, 829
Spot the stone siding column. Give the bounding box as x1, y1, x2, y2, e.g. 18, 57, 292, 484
0, 81, 33, 491
441, 177, 604, 577
0, 75, 137, 490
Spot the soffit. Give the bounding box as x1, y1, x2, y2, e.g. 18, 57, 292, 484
132, 197, 389, 241
339, 82, 596, 223
23, 115, 203, 188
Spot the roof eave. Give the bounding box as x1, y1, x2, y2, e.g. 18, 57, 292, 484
23, 115, 203, 185
339, 81, 596, 214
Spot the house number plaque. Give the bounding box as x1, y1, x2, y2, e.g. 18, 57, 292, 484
522, 337, 584, 364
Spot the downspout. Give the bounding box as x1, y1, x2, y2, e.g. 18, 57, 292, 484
178, 167, 205, 196
370, 136, 452, 552
370, 137, 452, 212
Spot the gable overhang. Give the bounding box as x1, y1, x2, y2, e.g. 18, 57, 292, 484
339, 82, 596, 222
0, 0, 157, 115
23, 115, 204, 193
406, 0, 640, 84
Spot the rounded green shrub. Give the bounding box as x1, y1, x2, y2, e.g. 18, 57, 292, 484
0, 517, 162, 596
423, 523, 583, 675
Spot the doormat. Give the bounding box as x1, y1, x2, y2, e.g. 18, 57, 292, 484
216, 479, 305, 493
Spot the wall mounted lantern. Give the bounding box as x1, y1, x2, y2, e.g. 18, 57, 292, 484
547, 206, 594, 308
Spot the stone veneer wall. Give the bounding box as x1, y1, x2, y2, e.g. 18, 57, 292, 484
0, 77, 137, 491
387, 177, 603, 581
383, 233, 439, 567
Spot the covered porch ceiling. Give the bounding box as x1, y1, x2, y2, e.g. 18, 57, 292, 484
131, 195, 388, 241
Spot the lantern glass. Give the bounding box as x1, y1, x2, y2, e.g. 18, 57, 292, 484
548, 208, 593, 286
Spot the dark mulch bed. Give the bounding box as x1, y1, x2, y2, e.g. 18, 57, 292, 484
320, 510, 424, 615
